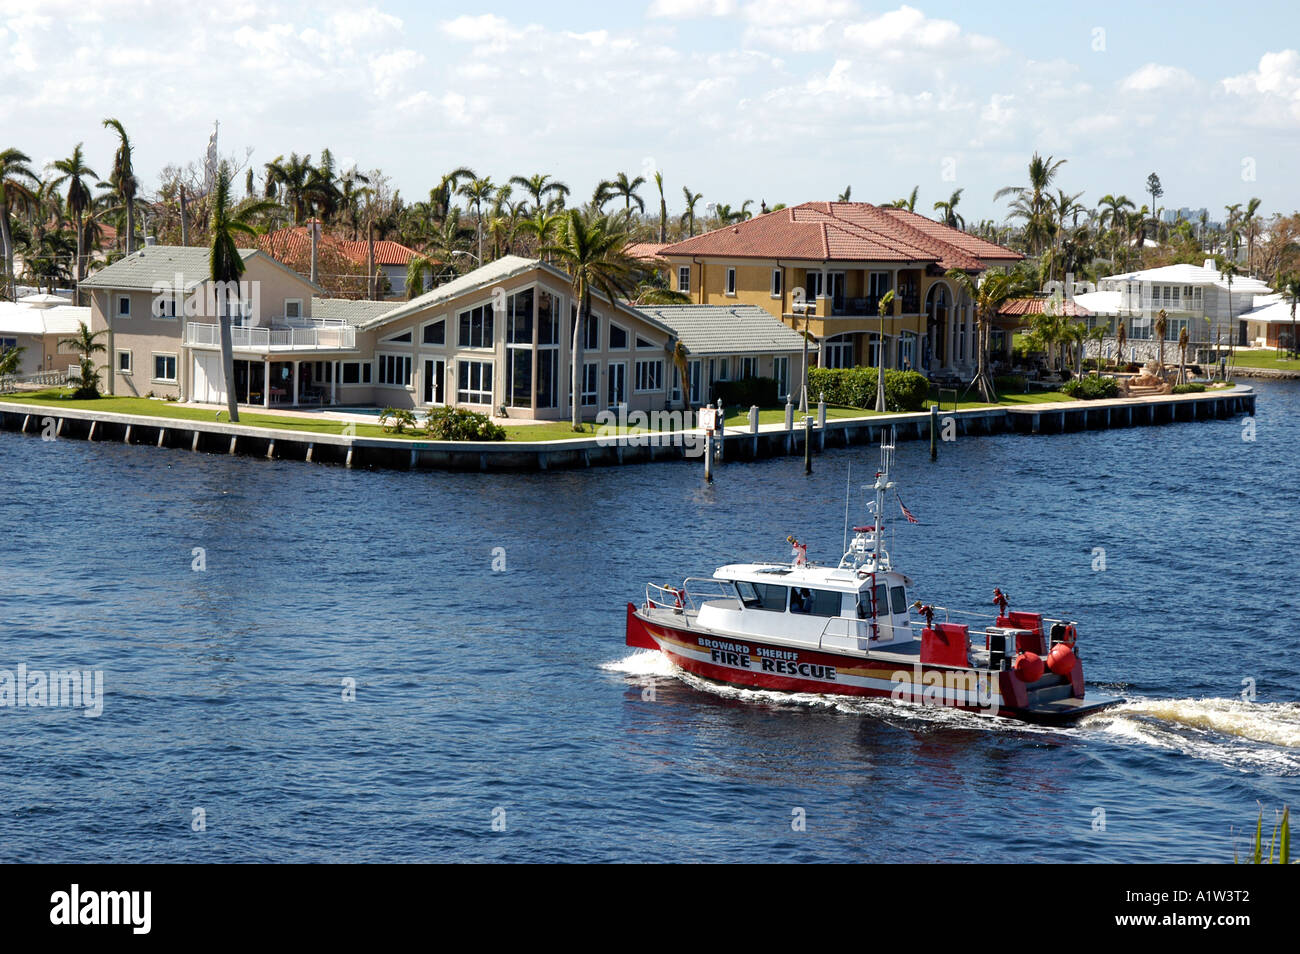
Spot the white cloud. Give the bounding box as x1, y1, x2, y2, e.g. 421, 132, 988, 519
646, 0, 738, 18
1120, 63, 1196, 93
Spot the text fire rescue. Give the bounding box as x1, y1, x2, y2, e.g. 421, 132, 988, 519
698, 637, 837, 681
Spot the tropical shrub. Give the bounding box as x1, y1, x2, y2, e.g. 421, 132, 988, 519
379, 407, 417, 434
1062, 376, 1119, 400
424, 406, 506, 441
807, 367, 928, 411
1172, 382, 1206, 394
713, 375, 780, 408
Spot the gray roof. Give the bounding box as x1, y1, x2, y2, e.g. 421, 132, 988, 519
80, 246, 253, 292
362, 255, 675, 337
632, 304, 816, 357
311, 297, 399, 326
80, 245, 321, 294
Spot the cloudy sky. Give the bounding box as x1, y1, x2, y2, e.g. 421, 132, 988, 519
3, 0, 1298, 222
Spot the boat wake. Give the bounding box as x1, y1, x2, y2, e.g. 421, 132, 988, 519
1081, 697, 1300, 774
605, 652, 1300, 770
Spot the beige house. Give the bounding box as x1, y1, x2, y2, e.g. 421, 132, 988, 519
81, 245, 347, 405
77, 249, 818, 418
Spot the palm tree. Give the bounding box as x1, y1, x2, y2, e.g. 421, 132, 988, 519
457, 175, 496, 264
59, 321, 107, 397
49, 143, 98, 293
837, 186, 852, 202
885, 187, 918, 211
933, 189, 964, 229
1116, 318, 1128, 369
874, 289, 896, 412
1154, 308, 1168, 372
944, 268, 1035, 401
509, 173, 569, 213
431, 167, 476, 220
339, 166, 372, 240
681, 187, 703, 236
1177, 325, 1190, 384
541, 209, 634, 430
210, 163, 277, 422
654, 171, 668, 244
1, 148, 38, 300
995, 153, 1067, 256
0, 340, 22, 378
1218, 256, 1240, 364
605, 173, 646, 216
1280, 273, 1300, 358
1243, 196, 1263, 275
102, 119, 139, 255
263, 153, 336, 225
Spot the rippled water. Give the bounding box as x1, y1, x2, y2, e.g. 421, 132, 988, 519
1, 382, 1296, 862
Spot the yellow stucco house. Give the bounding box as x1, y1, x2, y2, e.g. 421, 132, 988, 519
658, 202, 1022, 376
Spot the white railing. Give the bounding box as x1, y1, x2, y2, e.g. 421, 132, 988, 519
0, 368, 73, 392
184, 319, 355, 351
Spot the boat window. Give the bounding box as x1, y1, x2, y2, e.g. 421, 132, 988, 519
750, 583, 788, 611
735, 581, 759, 607
790, 588, 842, 617
890, 585, 908, 615
874, 583, 888, 616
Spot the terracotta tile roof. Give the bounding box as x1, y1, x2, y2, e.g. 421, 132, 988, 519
259, 227, 424, 267
625, 241, 670, 262
659, 202, 1021, 271
998, 297, 1092, 317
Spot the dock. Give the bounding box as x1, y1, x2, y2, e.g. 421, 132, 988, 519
0, 385, 1256, 473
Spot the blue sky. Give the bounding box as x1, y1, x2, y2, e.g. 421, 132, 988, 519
3, 1, 1297, 223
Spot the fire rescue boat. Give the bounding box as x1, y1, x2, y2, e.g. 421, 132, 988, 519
625, 436, 1120, 723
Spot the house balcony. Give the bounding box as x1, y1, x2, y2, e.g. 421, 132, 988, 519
184, 317, 356, 352
785, 295, 923, 321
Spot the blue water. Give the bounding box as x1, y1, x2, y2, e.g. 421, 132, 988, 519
1, 382, 1296, 862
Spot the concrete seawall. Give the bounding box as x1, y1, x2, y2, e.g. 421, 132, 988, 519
0, 385, 1257, 473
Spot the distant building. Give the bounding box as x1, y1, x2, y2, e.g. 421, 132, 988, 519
258, 225, 429, 299
1072, 259, 1273, 348
0, 294, 86, 377
656, 202, 1021, 376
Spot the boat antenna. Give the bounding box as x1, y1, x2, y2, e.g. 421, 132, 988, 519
842, 463, 851, 556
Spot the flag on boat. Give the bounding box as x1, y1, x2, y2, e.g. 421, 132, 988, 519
898, 496, 919, 524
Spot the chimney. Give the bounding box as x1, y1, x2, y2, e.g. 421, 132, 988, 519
145, 235, 157, 247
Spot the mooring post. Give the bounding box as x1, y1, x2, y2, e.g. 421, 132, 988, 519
266, 440, 276, 459
748, 404, 759, 457
817, 393, 826, 451
929, 403, 938, 460
704, 428, 714, 483
229, 436, 238, 455
122, 425, 131, 444
157, 428, 166, 447
191, 431, 199, 451
803, 416, 813, 475
784, 393, 794, 455
715, 398, 724, 461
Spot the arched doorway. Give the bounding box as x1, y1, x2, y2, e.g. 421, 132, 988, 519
925, 283, 951, 370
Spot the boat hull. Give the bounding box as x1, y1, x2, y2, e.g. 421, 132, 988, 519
626, 603, 1118, 723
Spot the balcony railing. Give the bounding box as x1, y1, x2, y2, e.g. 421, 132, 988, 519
184, 318, 355, 351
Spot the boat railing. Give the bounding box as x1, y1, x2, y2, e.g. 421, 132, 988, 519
817, 616, 870, 648
644, 578, 735, 617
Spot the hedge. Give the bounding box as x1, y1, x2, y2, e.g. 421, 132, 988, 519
714, 375, 781, 408
807, 367, 929, 411
424, 406, 506, 441
1061, 376, 1120, 400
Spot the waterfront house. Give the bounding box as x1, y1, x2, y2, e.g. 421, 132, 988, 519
1238, 293, 1299, 349
656, 202, 1022, 376
78, 248, 823, 419
81, 245, 353, 405
0, 294, 86, 377
1072, 260, 1274, 351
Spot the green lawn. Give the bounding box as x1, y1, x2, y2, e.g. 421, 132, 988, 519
0, 390, 640, 443
1230, 350, 1300, 372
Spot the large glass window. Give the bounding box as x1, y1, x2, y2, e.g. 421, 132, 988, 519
423, 320, 445, 345
378, 353, 411, 387
635, 359, 663, 392
457, 360, 493, 404
581, 362, 598, 406
570, 306, 599, 351
890, 585, 908, 615
458, 303, 494, 349
608, 323, 628, 350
